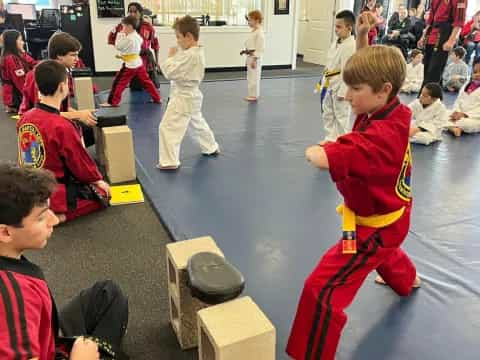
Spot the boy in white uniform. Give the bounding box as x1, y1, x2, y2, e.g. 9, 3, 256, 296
102, 15, 160, 107
157, 15, 219, 170
242, 10, 265, 102
401, 49, 424, 94
448, 59, 480, 137
319, 10, 356, 143
409, 83, 448, 145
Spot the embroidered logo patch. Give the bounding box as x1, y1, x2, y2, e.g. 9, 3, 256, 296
395, 144, 412, 201
18, 123, 45, 168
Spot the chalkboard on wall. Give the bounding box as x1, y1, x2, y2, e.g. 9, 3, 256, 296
97, 0, 125, 18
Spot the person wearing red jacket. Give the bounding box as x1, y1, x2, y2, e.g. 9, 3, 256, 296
461, 10, 480, 63
0, 30, 37, 113
17, 60, 109, 222
19, 32, 97, 147
286, 19, 420, 360
108, 2, 160, 89
419, 0, 468, 89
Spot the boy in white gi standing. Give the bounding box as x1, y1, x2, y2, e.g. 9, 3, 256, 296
319, 10, 356, 143
157, 15, 219, 170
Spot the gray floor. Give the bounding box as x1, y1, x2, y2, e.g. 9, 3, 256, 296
0, 110, 196, 359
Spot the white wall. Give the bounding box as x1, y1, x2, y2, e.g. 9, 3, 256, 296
88, 0, 296, 72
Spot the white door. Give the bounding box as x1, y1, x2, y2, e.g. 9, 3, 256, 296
303, 0, 337, 65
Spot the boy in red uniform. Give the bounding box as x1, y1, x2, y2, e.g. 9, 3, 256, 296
108, 2, 160, 89
0, 163, 128, 359
17, 60, 109, 222
19, 32, 97, 147
286, 15, 420, 360
419, 0, 468, 87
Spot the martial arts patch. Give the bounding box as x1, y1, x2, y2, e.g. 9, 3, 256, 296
395, 144, 412, 202
18, 123, 46, 168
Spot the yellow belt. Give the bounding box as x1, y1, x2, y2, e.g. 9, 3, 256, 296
116, 54, 140, 62
336, 204, 405, 254
315, 68, 341, 92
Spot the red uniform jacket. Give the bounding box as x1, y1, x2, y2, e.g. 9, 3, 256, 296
19, 69, 71, 115
427, 0, 467, 45
0, 256, 57, 360
17, 103, 102, 213
108, 21, 159, 67
323, 97, 412, 243
461, 18, 480, 42
1, 53, 36, 107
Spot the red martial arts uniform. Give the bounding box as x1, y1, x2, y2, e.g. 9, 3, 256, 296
19, 69, 70, 115
286, 97, 417, 360
107, 31, 160, 106
17, 103, 106, 221
1, 52, 36, 108
422, 0, 467, 86
108, 21, 159, 70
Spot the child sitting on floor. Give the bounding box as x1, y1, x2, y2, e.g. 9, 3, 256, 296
447, 58, 480, 136
408, 82, 448, 145
401, 49, 424, 94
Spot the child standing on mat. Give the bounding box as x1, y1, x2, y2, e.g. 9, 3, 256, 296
242, 10, 265, 102
447, 58, 480, 137
318, 10, 356, 143
408, 82, 448, 145
286, 14, 420, 360
157, 15, 219, 170
101, 15, 161, 107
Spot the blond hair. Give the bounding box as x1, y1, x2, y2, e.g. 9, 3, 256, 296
343, 45, 406, 100
248, 10, 263, 24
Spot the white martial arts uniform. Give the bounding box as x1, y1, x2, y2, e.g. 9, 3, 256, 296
245, 27, 265, 98
409, 99, 448, 145
401, 62, 424, 93
158, 46, 219, 167
321, 35, 356, 142
448, 84, 480, 133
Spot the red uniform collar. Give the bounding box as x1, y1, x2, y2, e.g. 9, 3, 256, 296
367, 96, 401, 121
36, 102, 61, 115
0, 255, 45, 280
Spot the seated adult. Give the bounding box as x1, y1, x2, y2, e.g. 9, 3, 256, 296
17, 60, 110, 222
461, 10, 480, 64
383, 5, 413, 58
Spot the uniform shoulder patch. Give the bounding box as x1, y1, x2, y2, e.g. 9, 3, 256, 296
18, 123, 46, 168
395, 144, 412, 201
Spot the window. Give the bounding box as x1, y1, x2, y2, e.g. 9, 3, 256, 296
141, 0, 266, 26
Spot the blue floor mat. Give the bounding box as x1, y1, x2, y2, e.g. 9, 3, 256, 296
119, 79, 479, 360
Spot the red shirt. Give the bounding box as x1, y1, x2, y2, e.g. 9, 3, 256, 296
17, 103, 102, 213
0, 53, 36, 91
461, 18, 480, 42
323, 97, 412, 217
19, 69, 71, 115
427, 0, 468, 44
0, 256, 57, 360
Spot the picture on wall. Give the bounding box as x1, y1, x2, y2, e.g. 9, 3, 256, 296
274, 0, 289, 15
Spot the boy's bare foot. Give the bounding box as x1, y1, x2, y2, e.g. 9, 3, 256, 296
375, 275, 421, 288
5, 106, 18, 114
55, 214, 67, 223
449, 126, 462, 137
244, 96, 257, 102
99, 102, 113, 107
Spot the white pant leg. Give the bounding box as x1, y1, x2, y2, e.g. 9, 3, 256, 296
410, 131, 439, 145
332, 97, 353, 136
158, 100, 191, 167
247, 57, 262, 98
189, 95, 219, 154
454, 118, 480, 133
321, 91, 337, 142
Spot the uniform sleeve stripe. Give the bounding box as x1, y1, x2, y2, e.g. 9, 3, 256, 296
0, 275, 21, 360
6, 271, 33, 359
